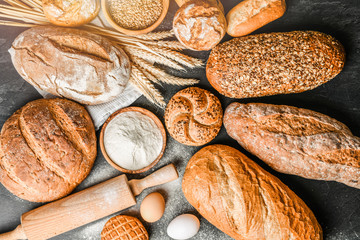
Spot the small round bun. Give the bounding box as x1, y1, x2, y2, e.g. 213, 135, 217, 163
0, 98, 96, 202
42, 0, 100, 27
164, 87, 223, 146
101, 215, 149, 240
173, 0, 227, 51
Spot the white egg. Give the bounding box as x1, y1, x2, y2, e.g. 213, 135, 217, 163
167, 214, 200, 240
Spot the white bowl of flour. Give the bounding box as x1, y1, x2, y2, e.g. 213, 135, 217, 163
100, 107, 166, 174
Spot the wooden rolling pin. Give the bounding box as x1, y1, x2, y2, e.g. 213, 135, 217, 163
0, 164, 179, 240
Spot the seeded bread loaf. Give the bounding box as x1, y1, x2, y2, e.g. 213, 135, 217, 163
0, 98, 96, 202
173, 0, 227, 51
206, 31, 345, 99
9, 26, 130, 105
164, 87, 222, 146
224, 102, 360, 188
183, 145, 322, 240
42, 0, 100, 27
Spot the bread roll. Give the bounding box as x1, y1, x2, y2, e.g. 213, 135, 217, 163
182, 145, 322, 240
206, 31, 345, 99
164, 87, 222, 146
42, 0, 100, 27
0, 98, 96, 202
9, 26, 130, 105
224, 102, 360, 188
226, 0, 286, 37
173, 0, 227, 51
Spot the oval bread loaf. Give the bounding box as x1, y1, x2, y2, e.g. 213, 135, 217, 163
224, 102, 360, 188
9, 26, 131, 105
182, 145, 322, 240
164, 87, 222, 146
226, 0, 286, 37
206, 31, 345, 99
0, 98, 96, 202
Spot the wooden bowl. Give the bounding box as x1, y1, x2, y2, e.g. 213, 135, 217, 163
100, 107, 166, 174
101, 0, 169, 35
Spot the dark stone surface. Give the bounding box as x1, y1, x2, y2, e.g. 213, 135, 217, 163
0, 0, 360, 239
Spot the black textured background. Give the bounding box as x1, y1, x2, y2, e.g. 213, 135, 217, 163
0, 0, 360, 239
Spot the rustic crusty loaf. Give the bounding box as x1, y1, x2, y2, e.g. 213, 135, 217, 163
206, 31, 345, 99
226, 0, 286, 37
182, 145, 322, 240
9, 26, 130, 105
42, 0, 100, 27
0, 98, 96, 202
224, 102, 360, 188
164, 87, 222, 146
101, 215, 148, 240
173, 0, 227, 51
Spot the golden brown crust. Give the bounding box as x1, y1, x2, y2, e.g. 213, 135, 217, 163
42, 0, 100, 27
9, 26, 130, 105
0, 98, 96, 202
164, 87, 222, 146
206, 31, 345, 99
101, 215, 148, 240
182, 144, 322, 240
224, 102, 360, 188
226, 0, 286, 37
173, 0, 227, 51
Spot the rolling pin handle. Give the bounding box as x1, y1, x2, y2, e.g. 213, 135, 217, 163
0, 225, 27, 240
129, 163, 179, 196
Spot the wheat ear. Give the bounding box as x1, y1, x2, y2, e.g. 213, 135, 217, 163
131, 56, 199, 86
130, 66, 165, 107
134, 30, 174, 41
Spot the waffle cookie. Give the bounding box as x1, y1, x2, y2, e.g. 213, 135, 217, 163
101, 215, 149, 240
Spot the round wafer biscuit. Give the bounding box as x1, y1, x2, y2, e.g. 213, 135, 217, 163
101, 215, 149, 240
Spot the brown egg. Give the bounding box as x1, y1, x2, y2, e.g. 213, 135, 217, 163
140, 192, 165, 223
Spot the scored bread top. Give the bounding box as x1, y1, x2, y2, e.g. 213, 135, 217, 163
206, 31, 345, 98
182, 144, 322, 240
9, 26, 130, 105
0, 98, 96, 202
164, 87, 223, 146
224, 102, 360, 188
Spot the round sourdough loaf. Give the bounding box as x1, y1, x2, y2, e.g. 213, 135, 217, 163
0, 98, 96, 202
42, 0, 100, 27
183, 145, 322, 240
9, 26, 131, 105
173, 0, 227, 51
164, 87, 222, 146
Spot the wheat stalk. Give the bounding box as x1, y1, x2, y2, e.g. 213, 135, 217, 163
0, 0, 203, 107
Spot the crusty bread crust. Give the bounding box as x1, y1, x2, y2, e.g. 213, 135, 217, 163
226, 0, 286, 37
164, 87, 222, 146
0, 98, 96, 202
10, 26, 130, 105
42, 0, 100, 27
182, 144, 322, 240
224, 102, 360, 188
206, 31, 345, 99
173, 0, 227, 51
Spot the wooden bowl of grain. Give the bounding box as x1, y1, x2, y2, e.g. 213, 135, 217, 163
101, 0, 169, 35
100, 107, 167, 174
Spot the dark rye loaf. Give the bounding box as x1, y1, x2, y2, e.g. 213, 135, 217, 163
206, 31, 345, 99
224, 102, 360, 188
0, 98, 96, 202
